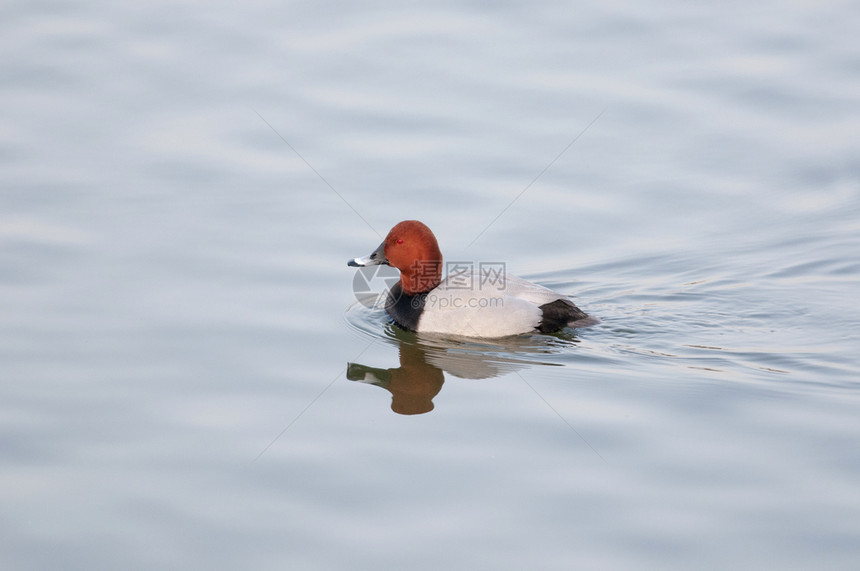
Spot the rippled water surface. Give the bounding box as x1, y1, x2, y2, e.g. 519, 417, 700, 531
2, 1, 860, 569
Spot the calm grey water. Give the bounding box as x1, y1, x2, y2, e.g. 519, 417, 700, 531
2, 1, 860, 569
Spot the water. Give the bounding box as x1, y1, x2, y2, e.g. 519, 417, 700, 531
2, 1, 860, 569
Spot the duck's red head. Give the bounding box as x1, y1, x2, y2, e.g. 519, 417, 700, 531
348, 220, 443, 295
384, 221, 443, 294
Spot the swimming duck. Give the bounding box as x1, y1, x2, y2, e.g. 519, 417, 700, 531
348, 220, 590, 337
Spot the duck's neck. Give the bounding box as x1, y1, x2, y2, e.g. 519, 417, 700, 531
399, 260, 442, 294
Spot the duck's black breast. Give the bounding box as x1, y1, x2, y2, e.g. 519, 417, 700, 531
385, 281, 426, 331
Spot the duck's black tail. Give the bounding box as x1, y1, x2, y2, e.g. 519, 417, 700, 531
537, 298, 589, 333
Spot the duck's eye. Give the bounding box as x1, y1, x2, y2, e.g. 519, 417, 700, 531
396, 239, 403, 244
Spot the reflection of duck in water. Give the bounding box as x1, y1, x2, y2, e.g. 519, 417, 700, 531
347, 326, 572, 415
348, 341, 444, 415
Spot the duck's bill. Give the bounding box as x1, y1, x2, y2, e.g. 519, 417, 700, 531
347, 241, 388, 267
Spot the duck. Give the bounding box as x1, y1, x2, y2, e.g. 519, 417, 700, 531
348, 220, 591, 338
